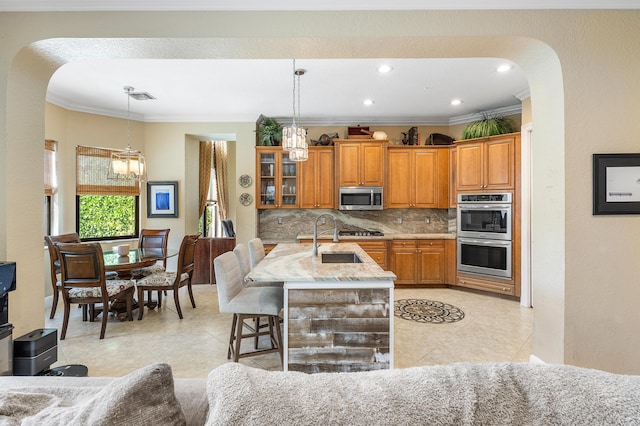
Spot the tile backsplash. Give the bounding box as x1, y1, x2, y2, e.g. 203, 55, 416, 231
258, 208, 456, 242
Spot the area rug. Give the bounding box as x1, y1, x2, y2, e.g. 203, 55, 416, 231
394, 299, 465, 324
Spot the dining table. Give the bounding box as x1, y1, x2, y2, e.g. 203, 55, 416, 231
103, 247, 178, 279
102, 247, 178, 319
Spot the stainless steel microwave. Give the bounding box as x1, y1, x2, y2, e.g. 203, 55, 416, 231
338, 187, 383, 211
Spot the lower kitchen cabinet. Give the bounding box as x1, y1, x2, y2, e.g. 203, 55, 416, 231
456, 273, 515, 296
390, 240, 446, 285
355, 240, 388, 270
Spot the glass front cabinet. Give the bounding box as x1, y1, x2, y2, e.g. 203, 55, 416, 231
256, 147, 298, 209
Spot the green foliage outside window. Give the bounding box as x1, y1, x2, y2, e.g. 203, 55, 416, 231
78, 195, 137, 239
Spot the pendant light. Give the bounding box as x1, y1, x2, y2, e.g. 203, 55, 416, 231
108, 86, 147, 182
282, 59, 308, 162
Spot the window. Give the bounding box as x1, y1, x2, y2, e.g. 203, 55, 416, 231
44, 140, 56, 236
76, 146, 140, 241
199, 171, 222, 237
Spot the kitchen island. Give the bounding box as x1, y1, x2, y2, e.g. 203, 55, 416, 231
245, 242, 396, 373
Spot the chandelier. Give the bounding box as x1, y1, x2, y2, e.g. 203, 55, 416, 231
108, 86, 147, 182
281, 59, 308, 162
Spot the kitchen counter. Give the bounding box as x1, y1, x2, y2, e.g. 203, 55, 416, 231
295, 232, 456, 242
245, 242, 396, 283
245, 242, 395, 373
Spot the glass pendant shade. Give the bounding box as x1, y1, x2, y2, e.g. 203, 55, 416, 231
109, 146, 146, 181
108, 86, 146, 182
282, 60, 308, 161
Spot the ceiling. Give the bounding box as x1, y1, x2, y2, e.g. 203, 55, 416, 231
11, 0, 638, 126
46, 58, 529, 126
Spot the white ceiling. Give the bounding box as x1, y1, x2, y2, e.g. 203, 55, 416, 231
46, 58, 529, 125
13, 1, 637, 125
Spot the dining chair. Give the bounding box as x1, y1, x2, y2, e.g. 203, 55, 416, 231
213, 251, 283, 364
55, 242, 135, 340
134, 233, 199, 320
45, 233, 81, 319
221, 220, 236, 238
131, 228, 170, 306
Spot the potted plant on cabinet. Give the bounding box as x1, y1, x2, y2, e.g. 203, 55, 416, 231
255, 116, 283, 146
461, 113, 514, 140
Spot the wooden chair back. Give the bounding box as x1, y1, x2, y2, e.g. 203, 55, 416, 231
176, 233, 200, 282
44, 233, 81, 319
56, 242, 107, 300
138, 229, 170, 268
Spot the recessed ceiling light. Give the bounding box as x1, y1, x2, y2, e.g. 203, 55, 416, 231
377, 65, 393, 73
450, 99, 462, 106
497, 64, 514, 73
363, 99, 375, 106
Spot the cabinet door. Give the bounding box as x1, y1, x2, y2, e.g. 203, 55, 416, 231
357, 241, 388, 270
413, 150, 438, 208
337, 143, 361, 187
456, 142, 483, 191
449, 147, 457, 208
386, 149, 412, 208
484, 136, 515, 190
280, 153, 298, 208
390, 241, 417, 284
417, 241, 445, 284
257, 149, 279, 208
298, 149, 318, 208
361, 143, 385, 186
316, 148, 335, 208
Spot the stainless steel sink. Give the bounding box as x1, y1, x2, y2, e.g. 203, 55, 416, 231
321, 252, 363, 264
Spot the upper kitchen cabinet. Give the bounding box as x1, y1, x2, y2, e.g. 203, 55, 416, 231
386, 146, 450, 209
334, 139, 386, 187
256, 147, 299, 209
298, 146, 334, 209
456, 133, 520, 192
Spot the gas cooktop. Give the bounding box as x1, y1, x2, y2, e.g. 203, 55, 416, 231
339, 230, 384, 237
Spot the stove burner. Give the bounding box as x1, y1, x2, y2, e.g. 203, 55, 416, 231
339, 230, 384, 237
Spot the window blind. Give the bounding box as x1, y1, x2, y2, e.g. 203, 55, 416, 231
76, 146, 140, 196
45, 139, 56, 196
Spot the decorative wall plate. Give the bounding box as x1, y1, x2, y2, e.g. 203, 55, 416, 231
239, 174, 252, 188
239, 192, 253, 206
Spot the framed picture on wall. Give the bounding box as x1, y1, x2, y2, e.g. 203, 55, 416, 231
147, 181, 179, 218
593, 153, 640, 215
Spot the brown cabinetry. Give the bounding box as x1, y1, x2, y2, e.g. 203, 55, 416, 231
193, 237, 236, 284
334, 139, 386, 187
256, 147, 299, 209
456, 133, 518, 192
298, 146, 334, 209
386, 146, 449, 209
390, 239, 447, 285
355, 240, 388, 270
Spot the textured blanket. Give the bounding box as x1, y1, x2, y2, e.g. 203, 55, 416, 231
206, 362, 640, 425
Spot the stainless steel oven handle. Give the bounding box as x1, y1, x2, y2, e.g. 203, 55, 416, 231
458, 237, 511, 246
458, 204, 511, 210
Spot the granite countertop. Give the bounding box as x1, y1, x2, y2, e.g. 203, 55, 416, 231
245, 242, 397, 283
294, 233, 456, 242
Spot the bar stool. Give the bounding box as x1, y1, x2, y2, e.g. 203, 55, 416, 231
213, 251, 283, 364
247, 237, 267, 269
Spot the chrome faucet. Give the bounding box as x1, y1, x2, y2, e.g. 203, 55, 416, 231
312, 213, 339, 256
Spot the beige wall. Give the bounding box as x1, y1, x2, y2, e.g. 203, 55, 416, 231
1, 10, 639, 374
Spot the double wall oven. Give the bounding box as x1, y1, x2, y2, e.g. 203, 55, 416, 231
457, 193, 512, 279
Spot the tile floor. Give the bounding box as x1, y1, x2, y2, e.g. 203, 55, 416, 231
44, 285, 533, 378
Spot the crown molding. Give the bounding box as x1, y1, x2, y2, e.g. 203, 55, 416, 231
447, 104, 523, 126
2, 0, 639, 11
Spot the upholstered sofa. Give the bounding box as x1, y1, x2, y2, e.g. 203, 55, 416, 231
1, 361, 639, 425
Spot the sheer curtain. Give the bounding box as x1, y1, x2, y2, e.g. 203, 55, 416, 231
213, 141, 229, 221
198, 141, 213, 218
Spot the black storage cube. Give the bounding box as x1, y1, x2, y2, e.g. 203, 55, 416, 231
13, 328, 58, 376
